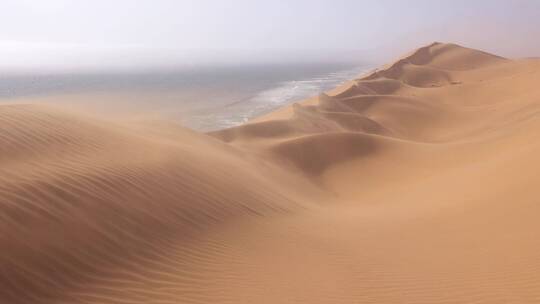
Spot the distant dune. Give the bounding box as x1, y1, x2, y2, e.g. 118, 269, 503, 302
2, 42, 540, 303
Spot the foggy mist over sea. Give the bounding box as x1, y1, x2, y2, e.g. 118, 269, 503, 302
3, 1, 540, 74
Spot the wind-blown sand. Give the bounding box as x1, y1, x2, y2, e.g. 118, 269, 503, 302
2, 42, 540, 303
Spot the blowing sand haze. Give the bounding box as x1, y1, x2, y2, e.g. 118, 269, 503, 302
2, 42, 540, 303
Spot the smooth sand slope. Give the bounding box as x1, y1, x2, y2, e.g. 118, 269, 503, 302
2, 42, 540, 303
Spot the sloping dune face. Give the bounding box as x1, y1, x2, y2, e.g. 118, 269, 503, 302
3, 42, 540, 303
0, 105, 319, 303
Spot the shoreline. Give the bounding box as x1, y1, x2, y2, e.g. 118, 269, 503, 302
0, 63, 370, 132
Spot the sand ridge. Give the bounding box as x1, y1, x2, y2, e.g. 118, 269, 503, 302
2, 42, 540, 303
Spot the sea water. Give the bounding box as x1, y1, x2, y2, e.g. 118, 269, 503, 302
0, 63, 369, 131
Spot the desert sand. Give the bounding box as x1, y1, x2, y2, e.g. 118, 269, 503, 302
2, 42, 540, 303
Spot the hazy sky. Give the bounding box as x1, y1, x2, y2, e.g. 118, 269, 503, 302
1, 0, 540, 71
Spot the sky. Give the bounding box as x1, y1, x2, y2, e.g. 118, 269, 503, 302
1, 0, 540, 71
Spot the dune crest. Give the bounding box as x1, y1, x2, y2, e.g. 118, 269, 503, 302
3, 42, 540, 303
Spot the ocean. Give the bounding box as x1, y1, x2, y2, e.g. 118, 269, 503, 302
0, 63, 369, 131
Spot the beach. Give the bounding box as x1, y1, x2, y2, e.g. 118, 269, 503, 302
2, 42, 540, 303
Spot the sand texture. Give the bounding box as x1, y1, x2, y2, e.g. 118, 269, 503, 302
2, 42, 540, 303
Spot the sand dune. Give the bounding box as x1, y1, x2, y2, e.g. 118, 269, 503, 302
2, 42, 540, 303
